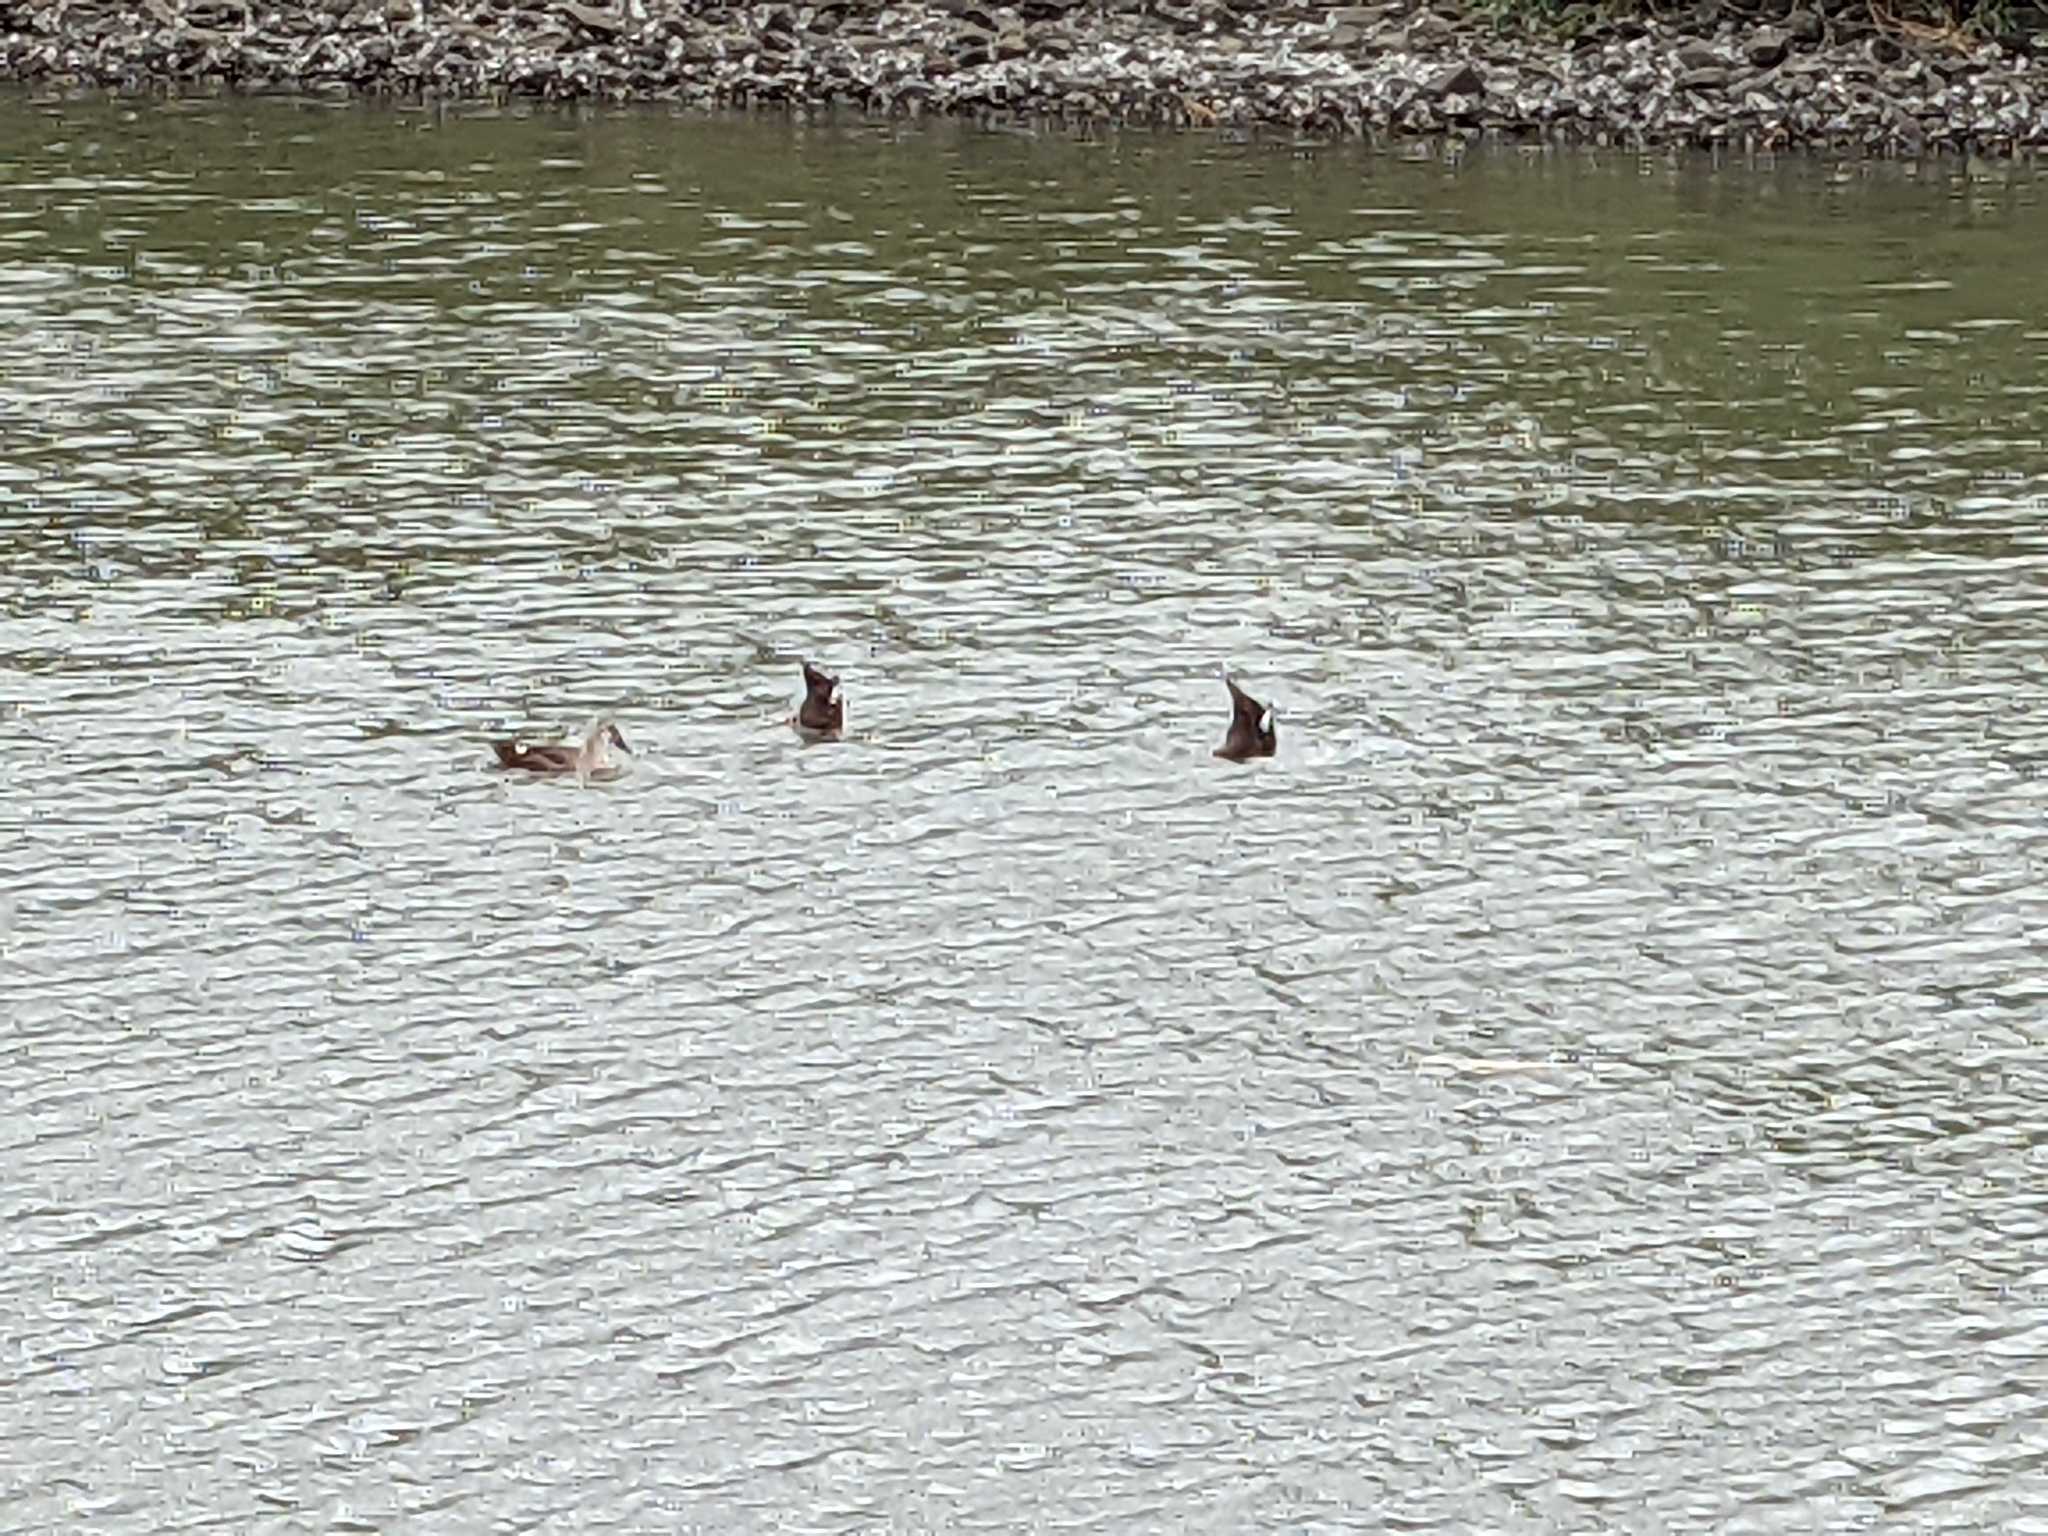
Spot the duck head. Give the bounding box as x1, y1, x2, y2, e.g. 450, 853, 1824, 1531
577, 715, 634, 780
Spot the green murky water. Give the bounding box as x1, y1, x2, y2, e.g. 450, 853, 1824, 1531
6, 90, 2048, 1531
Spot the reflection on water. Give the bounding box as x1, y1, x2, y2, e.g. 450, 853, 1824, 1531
6, 92, 2048, 1531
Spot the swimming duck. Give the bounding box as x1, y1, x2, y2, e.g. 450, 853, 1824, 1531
490, 717, 633, 779
790, 660, 844, 742
1215, 678, 1276, 763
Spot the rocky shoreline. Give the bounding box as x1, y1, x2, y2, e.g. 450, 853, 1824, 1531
3, 0, 2047, 156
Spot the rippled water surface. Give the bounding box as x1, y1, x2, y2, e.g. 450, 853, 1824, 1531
8, 90, 2048, 1532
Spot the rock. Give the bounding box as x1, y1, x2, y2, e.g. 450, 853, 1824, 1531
561, 2, 623, 34
5, 0, 2048, 155
1404, 9, 1452, 44
1424, 58, 1482, 98
1747, 26, 1788, 68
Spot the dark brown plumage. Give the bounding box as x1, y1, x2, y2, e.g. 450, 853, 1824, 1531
791, 661, 844, 741
1214, 678, 1276, 763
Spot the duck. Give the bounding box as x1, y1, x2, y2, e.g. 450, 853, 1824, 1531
790, 660, 844, 742
1214, 678, 1276, 762
490, 716, 633, 779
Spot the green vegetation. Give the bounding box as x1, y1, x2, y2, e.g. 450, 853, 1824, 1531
1469, 0, 2048, 40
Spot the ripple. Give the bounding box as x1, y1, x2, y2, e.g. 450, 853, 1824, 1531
4, 96, 2048, 1533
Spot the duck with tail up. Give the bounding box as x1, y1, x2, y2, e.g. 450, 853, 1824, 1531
1214, 678, 1276, 763
790, 660, 844, 743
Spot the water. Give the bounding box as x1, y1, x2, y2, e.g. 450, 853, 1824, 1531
6, 90, 2048, 1532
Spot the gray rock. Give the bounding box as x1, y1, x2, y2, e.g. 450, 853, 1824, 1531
12, 0, 2048, 156
1425, 58, 1482, 98
561, 2, 622, 35
1405, 9, 1452, 44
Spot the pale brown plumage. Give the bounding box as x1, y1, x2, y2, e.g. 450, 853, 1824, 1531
490, 719, 632, 777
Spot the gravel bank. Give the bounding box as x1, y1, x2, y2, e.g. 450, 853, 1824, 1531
4, 0, 2047, 156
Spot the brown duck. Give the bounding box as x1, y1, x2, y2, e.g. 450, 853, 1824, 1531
1215, 678, 1276, 762
490, 717, 633, 779
790, 661, 844, 742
